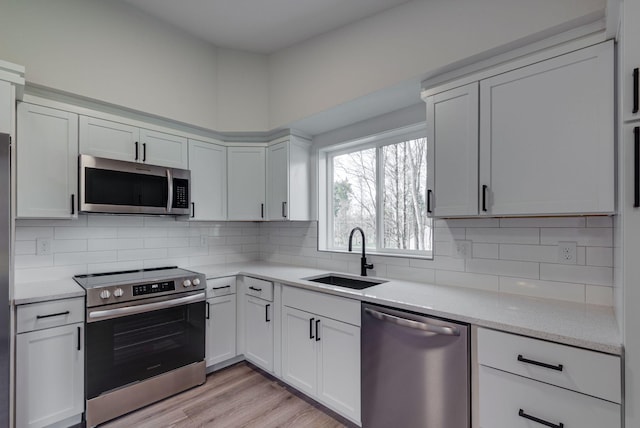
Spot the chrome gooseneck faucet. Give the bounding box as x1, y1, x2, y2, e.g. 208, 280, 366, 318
348, 227, 374, 276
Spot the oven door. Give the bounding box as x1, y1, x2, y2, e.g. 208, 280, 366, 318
86, 292, 205, 399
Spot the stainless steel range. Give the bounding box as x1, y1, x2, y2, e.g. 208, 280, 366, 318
74, 267, 207, 427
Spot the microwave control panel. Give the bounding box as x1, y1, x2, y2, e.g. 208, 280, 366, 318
173, 179, 189, 209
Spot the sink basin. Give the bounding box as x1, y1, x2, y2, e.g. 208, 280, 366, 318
303, 273, 387, 290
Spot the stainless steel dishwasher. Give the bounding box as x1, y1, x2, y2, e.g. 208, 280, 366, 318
362, 303, 470, 428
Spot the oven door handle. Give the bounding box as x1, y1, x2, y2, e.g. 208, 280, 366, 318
88, 292, 205, 322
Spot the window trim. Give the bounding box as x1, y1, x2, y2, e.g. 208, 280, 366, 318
318, 124, 432, 259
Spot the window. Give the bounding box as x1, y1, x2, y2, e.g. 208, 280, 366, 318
319, 126, 432, 257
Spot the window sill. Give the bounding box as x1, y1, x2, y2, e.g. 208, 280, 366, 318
318, 247, 433, 260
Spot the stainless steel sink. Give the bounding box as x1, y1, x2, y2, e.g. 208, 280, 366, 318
303, 273, 387, 290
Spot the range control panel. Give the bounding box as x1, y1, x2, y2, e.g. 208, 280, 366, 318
132, 281, 175, 296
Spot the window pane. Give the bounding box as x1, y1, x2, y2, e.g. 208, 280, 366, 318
331, 148, 377, 249
382, 138, 432, 251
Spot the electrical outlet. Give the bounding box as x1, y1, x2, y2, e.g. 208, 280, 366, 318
557, 241, 577, 264
200, 235, 208, 247
36, 238, 51, 256
452, 240, 471, 259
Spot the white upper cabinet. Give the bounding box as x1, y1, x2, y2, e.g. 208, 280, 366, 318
266, 137, 312, 221
188, 139, 227, 220
426, 82, 479, 217
79, 116, 188, 169
227, 146, 266, 220
424, 41, 614, 217
479, 41, 613, 215
17, 103, 78, 219
624, 0, 640, 123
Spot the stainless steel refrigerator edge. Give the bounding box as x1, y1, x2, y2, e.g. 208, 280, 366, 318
361, 303, 470, 428
0, 133, 11, 427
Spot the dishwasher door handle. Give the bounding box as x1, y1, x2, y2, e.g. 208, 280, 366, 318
364, 307, 460, 336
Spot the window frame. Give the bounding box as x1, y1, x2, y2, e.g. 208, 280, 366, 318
318, 124, 432, 259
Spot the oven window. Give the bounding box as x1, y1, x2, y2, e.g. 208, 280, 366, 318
85, 168, 167, 207
86, 300, 205, 399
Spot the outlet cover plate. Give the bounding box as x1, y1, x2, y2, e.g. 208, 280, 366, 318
453, 240, 472, 259
557, 241, 577, 264
36, 238, 52, 256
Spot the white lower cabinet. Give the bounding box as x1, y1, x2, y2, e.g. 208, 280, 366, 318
243, 278, 275, 372
206, 294, 237, 366
16, 323, 84, 428
281, 286, 360, 424
477, 328, 621, 428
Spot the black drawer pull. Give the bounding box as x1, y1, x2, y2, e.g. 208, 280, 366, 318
315, 319, 321, 341
70, 194, 75, 215
635, 127, 639, 208
212, 285, 231, 290
282, 201, 287, 218
482, 185, 488, 212
309, 318, 315, 339
249, 286, 262, 292
634, 67, 639, 114
265, 304, 271, 322
519, 409, 564, 428
427, 189, 433, 214
135, 141, 139, 160
206, 302, 210, 320
36, 311, 70, 319
517, 354, 563, 371
77, 326, 81, 351
142, 143, 147, 162
261, 203, 264, 218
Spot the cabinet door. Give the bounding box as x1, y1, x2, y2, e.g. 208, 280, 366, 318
624, 0, 640, 122
188, 140, 227, 220
316, 317, 361, 423
79, 116, 139, 162
206, 295, 237, 366
16, 323, 84, 428
426, 82, 479, 217
479, 42, 614, 215
267, 142, 289, 220
140, 128, 188, 169
0, 80, 11, 134
281, 306, 317, 397
244, 295, 273, 372
17, 103, 78, 218
227, 146, 266, 220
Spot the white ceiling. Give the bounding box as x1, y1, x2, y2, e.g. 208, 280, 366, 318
122, 0, 413, 54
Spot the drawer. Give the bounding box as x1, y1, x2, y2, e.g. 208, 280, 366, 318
244, 276, 273, 301
283, 285, 360, 326
479, 365, 620, 428
477, 328, 621, 403
16, 297, 85, 334
206, 276, 237, 298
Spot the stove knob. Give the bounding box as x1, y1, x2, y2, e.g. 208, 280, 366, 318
113, 288, 124, 298
183, 279, 192, 288
100, 289, 111, 300
192, 278, 201, 286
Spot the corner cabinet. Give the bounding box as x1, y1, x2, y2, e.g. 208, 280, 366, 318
15, 298, 85, 428
188, 139, 227, 220
79, 116, 188, 169
16, 103, 78, 219
266, 137, 312, 221
281, 286, 361, 425
227, 146, 266, 220
424, 41, 614, 217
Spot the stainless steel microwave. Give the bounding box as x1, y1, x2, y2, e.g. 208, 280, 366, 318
79, 155, 191, 215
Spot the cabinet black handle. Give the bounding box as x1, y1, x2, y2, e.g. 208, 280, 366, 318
315, 319, 320, 341
36, 311, 70, 319
249, 286, 262, 292
191, 202, 195, 218
211, 285, 231, 290
482, 185, 488, 212
265, 304, 271, 322
77, 326, 81, 351
261, 203, 264, 218
70, 194, 75, 215
206, 302, 210, 320
518, 409, 564, 428
517, 354, 563, 371
634, 67, 639, 114
309, 317, 315, 339
143, 143, 147, 162
135, 141, 139, 160
427, 189, 433, 214
635, 127, 639, 208
282, 201, 287, 218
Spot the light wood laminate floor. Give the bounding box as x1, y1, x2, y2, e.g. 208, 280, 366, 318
101, 362, 349, 428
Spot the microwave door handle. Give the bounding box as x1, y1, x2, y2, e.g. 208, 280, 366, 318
166, 169, 173, 213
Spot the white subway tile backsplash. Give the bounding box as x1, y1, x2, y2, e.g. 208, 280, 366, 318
499, 244, 557, 263
434, 227, 465, 242
52, 240, 88, 253
540, 264, 612, 286
15, 265, 87, 283
472, 243, 499, 259
55, 227, 117, 240
498, 277, 585, 303
410, 256, 465, 272
540, 228, 612, 246
87, 215, 143, 227
466, 258, 539, 279
117, 248, 168, 261
55, 251, 117, 266
15, 254, 53, 269
386, 265, 435, 283
14, 241, 35, 255
435, 270, 499, 292
15, 227, 54, 241
87, 261, 143, 274
88, 238, 144, 251
499, 217, 586, 228
440, 218, 500, 228
586, 216, 613, 228
466, 228, 539, 244
586, 247, 613, 267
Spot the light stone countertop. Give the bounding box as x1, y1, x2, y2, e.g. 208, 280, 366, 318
192, 262, 622, 355
11, 261, 621, 355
